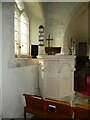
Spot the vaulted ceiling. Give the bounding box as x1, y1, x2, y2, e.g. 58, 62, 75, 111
71, 3, 88, 40
25, 2, 88, 41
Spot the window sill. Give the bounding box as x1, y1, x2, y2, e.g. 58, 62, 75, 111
15, 55, 32, 58
8, 57, 39, 68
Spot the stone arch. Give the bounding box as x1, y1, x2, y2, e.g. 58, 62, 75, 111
63, 3, 88, 54
58, 62, 74, 75
43, 61, 57, 73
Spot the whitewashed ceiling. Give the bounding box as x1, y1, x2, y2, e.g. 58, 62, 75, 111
25, 2, 88, 40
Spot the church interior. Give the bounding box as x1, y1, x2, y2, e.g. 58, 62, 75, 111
0, 0, 90, 119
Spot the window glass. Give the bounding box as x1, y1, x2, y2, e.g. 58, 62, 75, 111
15, 0, 24, 11
14, 1, 29, 57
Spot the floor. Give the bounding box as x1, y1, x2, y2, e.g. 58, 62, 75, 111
60, 92, 90, 107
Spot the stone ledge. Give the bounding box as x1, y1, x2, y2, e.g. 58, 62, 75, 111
8, 58, 39, 68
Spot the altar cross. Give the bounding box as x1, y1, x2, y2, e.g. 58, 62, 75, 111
46, 34, 53, 47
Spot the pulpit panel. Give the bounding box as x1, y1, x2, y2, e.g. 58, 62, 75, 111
38, 55, 76, 100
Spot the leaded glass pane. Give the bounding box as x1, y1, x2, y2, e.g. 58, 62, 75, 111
21, 43, 28, 55
14, 1, 29, 57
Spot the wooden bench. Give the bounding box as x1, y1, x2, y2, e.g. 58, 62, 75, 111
23, 94, 47, 119
75, 104, 90, 120
23, 94, 73, 119
44, 98, 74, 119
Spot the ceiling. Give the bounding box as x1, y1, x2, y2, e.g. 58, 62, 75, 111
24, 2, 45, 20
25, 2, 88, 41
72, 3, 88, 40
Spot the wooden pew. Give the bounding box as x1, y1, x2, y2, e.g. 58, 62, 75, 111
75, 104, 90, 120
23, 94, 74, 119
23, 94, 47, 119
44, 98, 74, 119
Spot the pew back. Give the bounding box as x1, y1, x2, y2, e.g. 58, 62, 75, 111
45, 98, 73, 118
23, 94, 44, 111
75, 104, 90, 119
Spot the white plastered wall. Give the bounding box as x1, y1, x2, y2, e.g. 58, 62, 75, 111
45, 3, 78, 50
0, 1, 2, 120
1, 2, 45, 118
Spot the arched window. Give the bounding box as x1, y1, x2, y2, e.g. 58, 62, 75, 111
14, 0, 29, 57
20, 12, 29, 55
